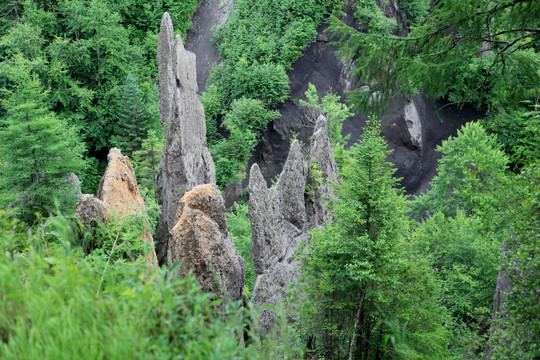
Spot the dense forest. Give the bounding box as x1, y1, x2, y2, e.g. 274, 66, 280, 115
0, 0, 538, 359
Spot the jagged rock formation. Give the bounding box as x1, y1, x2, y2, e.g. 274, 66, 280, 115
170, 184, 245, 304
155, 12, 216, 264
249, 117, 337, 329
98, 148, 146, 216
76, 148, 158, 266
306, 115, 339, 228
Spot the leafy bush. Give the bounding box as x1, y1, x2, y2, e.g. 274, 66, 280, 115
212, 97, 280, 188
299, 83, 352, 171
354, 0, 397, 35
398, 0, 430, 25
226, 202, 257, 295
411, 122, 509, 224
0, 209, 307, 359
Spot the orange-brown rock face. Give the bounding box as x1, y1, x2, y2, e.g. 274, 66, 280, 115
170, 184, 245, 304
98, 148, 145, 216
76, 148, 158, 266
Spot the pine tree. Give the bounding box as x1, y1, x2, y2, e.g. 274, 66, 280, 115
0, 61, 85, 222
113, 73, 150, 155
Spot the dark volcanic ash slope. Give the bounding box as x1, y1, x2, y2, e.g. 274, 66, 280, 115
185, 0, 483, 199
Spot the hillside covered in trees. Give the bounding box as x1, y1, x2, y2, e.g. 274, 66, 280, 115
0, 0, 538, 359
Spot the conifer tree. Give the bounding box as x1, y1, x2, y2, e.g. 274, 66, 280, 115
297, 118, 450, 359
0, 60, 85, 222
112, 72, 150, 155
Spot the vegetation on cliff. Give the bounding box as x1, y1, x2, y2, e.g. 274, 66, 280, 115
0, 0, 538, 359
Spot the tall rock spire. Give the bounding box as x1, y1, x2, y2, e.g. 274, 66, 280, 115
155, 13, 216, 264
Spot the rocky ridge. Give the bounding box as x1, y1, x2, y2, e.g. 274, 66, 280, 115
249, 116, 337, 329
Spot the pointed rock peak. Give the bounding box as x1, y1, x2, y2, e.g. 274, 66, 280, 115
275, 140, 305, 191
99, 148, 144, 216
154, 12, 216, 263
313, 114, 328, 137
157, 12, 176, 133
77, 148, 158, 266
159, 12, 174, 44
249, 163, 267, 192
307, 115, 338, 227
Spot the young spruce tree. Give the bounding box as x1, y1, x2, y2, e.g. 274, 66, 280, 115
297, 118, 449, 359
112, 72, 150, 155
0, 61, 85, 222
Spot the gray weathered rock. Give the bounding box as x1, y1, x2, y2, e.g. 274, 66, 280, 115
157, 12, 176, 133
75, 194, 108, 231
66, 173, 82, 199
250, 141, 306, 276
403, 98, 423, 150
306, 115, 339, 228
170, 184, 245, 304
155, 13, 216, 264
249, 141, 307, 329
249, 122, 338, 329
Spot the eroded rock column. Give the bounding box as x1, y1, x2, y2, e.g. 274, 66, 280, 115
155, 12, 216, 264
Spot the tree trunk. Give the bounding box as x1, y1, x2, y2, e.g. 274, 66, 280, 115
348, 289, 366, 360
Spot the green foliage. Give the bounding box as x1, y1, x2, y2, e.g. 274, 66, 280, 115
87, 211, 154, 262
411, 122, 509, 223
132, 129, 164, 202
411, 212, 501, 328
330, 0, 540, 118
398, 0, 430, 25
203, 0, 344, 186
354, 0, 397, 35
223, 97, 281, 136
490, 164, 540, 359
299, 83, 352, 171
296, 118, 450, 359
483, 103, 540, 169
112, 73, 154, 155
0, 0, 201, 194
0, 61, 85, 222
0, 220, 246, 359
211, 97, 280, 188
0, 208, 308, 359
211, 127, 257, 187
226, 202, 256, 296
